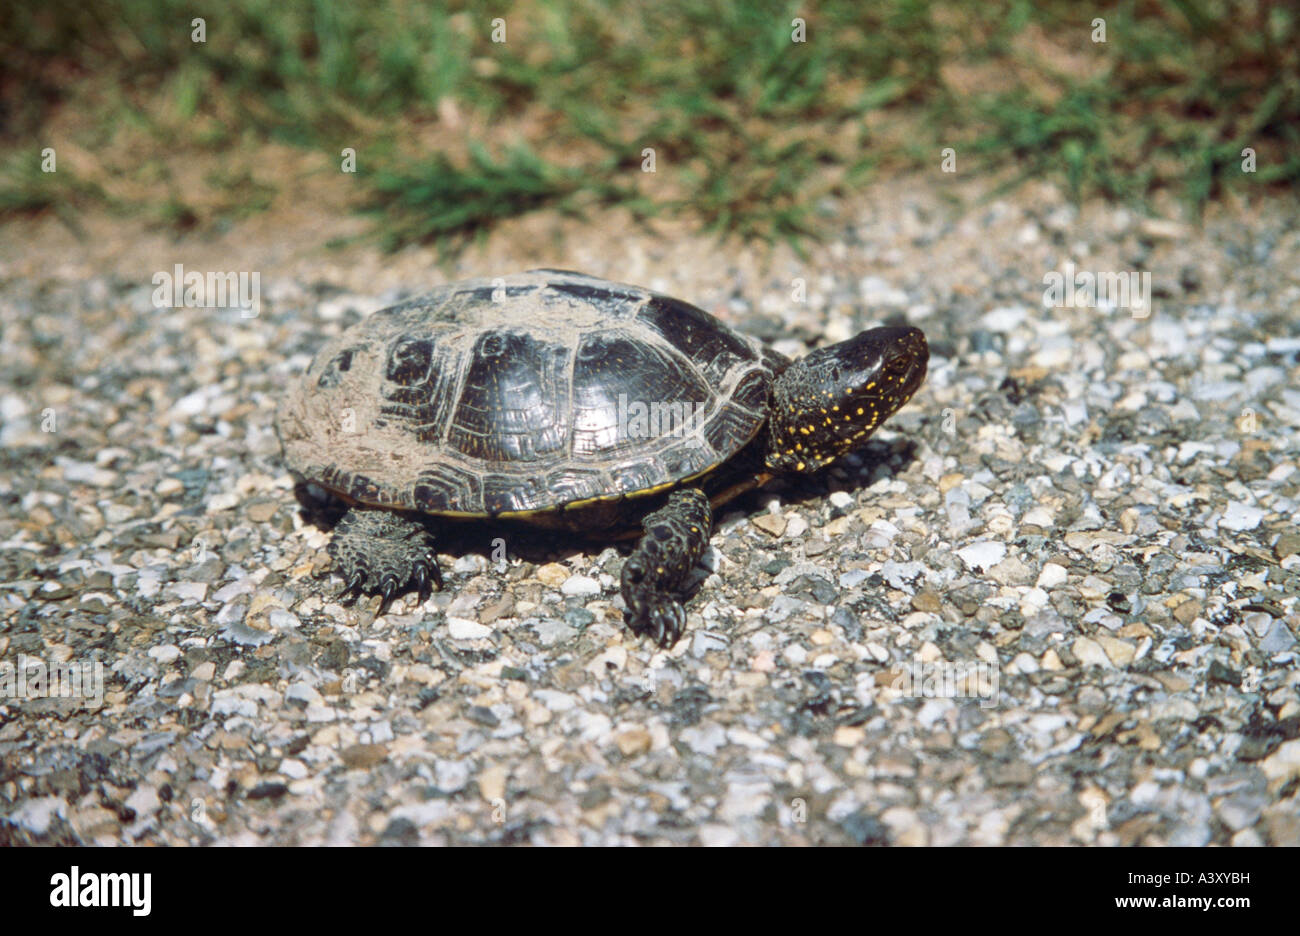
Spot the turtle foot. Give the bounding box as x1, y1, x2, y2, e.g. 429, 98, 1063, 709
328, 508, 442, 615
620, 488, 712, 647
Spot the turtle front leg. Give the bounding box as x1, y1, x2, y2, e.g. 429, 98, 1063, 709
329, 508, 443, 616
620, 488, 712, 646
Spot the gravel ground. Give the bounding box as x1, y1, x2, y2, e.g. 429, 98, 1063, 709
2, 179, 1298, 846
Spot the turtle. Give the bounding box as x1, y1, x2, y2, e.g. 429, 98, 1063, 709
275, 269, 928, 645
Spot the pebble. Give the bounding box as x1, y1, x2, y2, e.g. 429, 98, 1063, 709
680, 723, 728, 756
980, 306, 1028, 332
1172, 599, 1203, 625
206, 491, 240, 512
1219, 502, 1264, 531
615, 727, 653, 757
698, 824, 740, 847
245, 500, 278, 523
148, 645, 182, 664
828, 491, 854, 510
1231, 828, 1264, 847
956, 540, 1006, 572
1259, 620, 1296, 653
9, 181, 1299, 848
840, 569, 870, 588
560, 574, 601, 597
9, 797, 64, 835
911, 590, 942, 613
477, 766, 507, 802
1260, 740, 1300, 788
452, 554, 488, 574
1138, 217, 1189, 240
1275, 533, 1300, 560
125, 786, 161, 818
1072, 638, 1113, 669
155, 478, 184, 497
988, 557, 1033, 586
535, 563, 569, 587
286, 683, 323, 706
1095, 636, 1136, 667
268, 609, 301, 631
167, 582, 208, 602
1077, 576, 1111, 600
59, 458, 117, 487
222, 619, 275, 648
1036, 563, 1068, 588
342, 745, 387, 769
531, 618, 577, 646
766, 595, 805, 623
1021, 507, 1054, 528
448, 618, 491, 640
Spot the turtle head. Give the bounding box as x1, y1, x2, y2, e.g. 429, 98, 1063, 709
765, 325, 928, 473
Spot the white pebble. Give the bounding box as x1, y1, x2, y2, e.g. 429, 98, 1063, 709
447, 617, 491, 640
1220, 501, 1263, 531
148, 645, 181, 664
957, 540, 1006, 572
1022, 507, 1054, 528
1036, 563, 1068, 589
560, 574, 601, 597
979, 306, 1028, 332
1010, 652, 1039, 674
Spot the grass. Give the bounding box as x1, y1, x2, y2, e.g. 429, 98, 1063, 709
965, 0, 1300, 206
0, 147, 108, 233
1, 0, 1297, 253
362, 143, 613, 254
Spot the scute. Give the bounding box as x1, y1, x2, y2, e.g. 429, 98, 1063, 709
570, 331, 712, 457
385, 337, 435, 386
448, 329, 570, 462
275, 270, 783, 518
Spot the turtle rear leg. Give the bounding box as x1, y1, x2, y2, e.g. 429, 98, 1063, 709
329, 508, 443, 615
620, 488, 712, 646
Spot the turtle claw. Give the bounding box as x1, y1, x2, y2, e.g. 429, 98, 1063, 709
620, 489, 712, 646
412, 562, 441, 605
337, 571, 365, 602
377, 576, 399, 617
328, 508, 441, 617
626, 596, 685, 647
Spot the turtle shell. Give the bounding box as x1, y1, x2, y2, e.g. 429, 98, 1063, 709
276, 270, 785, 518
